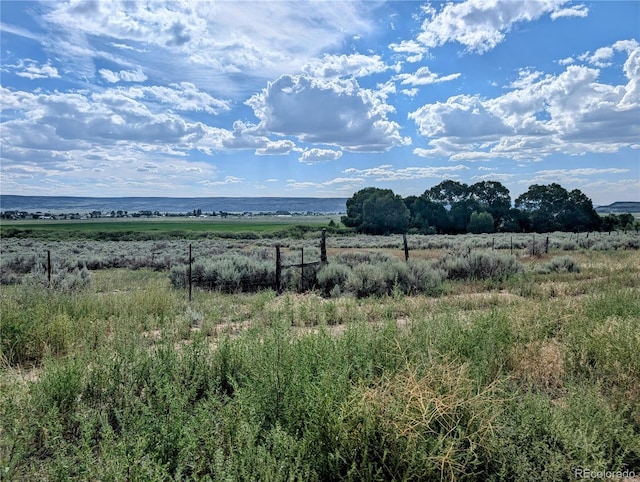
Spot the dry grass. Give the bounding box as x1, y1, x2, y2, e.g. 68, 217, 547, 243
508, 337, 565, 394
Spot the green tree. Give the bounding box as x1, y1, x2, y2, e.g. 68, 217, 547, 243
515, 183, 569, 232
362, 191, 410, 234
469, 181, 511, 230
467, 211, 495, 234
515, 183, 600, 232
342, 187, 391, 228
405, 195, 449, 233
342, 187, 409, 234
425, 180, 469, 209
563, 189, 601, 232
423, 180, 473, 234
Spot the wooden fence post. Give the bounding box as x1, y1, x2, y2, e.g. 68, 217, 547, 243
320, 229, 327, 263
403, 233, 409, 262
188, 243, 192, 302
510, 235, 513, 255
47, 250, 51, 286
275, 245, 281, 294
531, 233, 535, 256
300, 248, 304, 292
545, 236, 549, 254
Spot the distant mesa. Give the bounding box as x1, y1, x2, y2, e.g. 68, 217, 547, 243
596, 201, 640, 214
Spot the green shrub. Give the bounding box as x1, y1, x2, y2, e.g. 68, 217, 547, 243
437, 251, 523, 281
170, 255, 275, 293
22, 263, 91, 291
334, 360, 505, 481
537, 256, 581, 274
316, 262, 352, 296
407, 259, 446, 295
344, 264, 388, 298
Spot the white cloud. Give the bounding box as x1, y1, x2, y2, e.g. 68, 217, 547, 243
200, 176, 243, 187
401, 88, 420, 97
394, 0, 577, 58
578, 39, 640, 69
0, 85, 217, 161
3, 59, 61, 79
41, 1, 377, 93
99, 67, 147, 83
256, 140, 297, 156
132, 83, 231, 114
394, 66, 461, 86
518, 168, 633, 188
246, 73, 411, 152
343, 164, 469, 181
302, 53, 391, 79
550, 4, 589, 20
285, 176, 364, 192
298, 148, 343, 164
409, 47, 640, 161
388, 39, 425, 63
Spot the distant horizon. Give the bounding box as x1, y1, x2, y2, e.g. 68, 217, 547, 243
1, 1, 639, 204
1, 194, 349, 200
2, 194, 638, 209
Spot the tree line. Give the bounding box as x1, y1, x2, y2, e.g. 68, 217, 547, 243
341, 180, 635, 235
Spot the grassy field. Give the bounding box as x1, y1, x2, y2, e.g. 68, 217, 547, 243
0, 215, 341, 240
1, 242, 639, 480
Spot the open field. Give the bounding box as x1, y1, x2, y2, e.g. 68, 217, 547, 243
1, 234, 639, 480
0, 215, 341, 240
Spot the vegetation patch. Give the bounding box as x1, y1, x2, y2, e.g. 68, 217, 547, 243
1, 237, 639, 481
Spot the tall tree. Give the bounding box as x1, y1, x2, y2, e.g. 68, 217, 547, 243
563, 189, 602, 232
515, 183, 600, 232
425, 180, 469, 209
515, 183, 569, 232
467, 211, 495, 234
342, 187, 391, 229
342, 187, 409, 234
406, 195, 449, 233
469, 181, 511, 230
362, 191, 409, 234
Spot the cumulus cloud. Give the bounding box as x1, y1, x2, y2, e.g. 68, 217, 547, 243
255, 140, 297, 156
578, 39, 640, 68
343, 164, 469, 181
394, 66, 461, 86
0, 85, 223, 162
3, 59, 60, 79
246, 73, 410, 152
302, 53, 392, 79
298, 148, 343, 164
99, 67, 147, 83
409, 46, 640, 161
133, 82, 231, 114
391, 0, 582, 57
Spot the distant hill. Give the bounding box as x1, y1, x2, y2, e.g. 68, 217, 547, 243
596, 201, 640, 213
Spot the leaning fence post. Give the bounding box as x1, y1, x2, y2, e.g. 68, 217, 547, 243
275, 245, 281, 294
188, 243, 192, 302
403, 233, 409, 262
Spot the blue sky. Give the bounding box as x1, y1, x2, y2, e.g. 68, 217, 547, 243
1, 0, 639, 205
